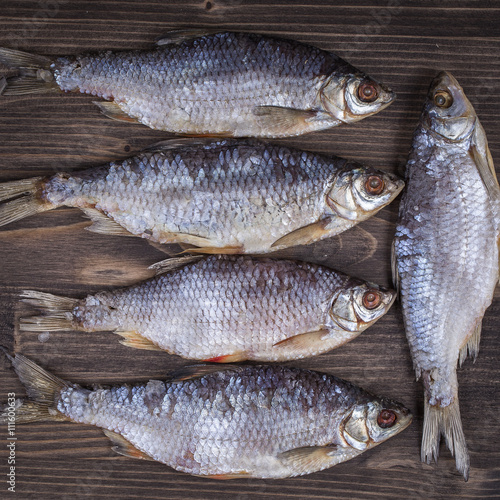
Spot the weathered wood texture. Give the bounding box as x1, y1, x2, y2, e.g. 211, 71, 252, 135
0, 1, 499, 499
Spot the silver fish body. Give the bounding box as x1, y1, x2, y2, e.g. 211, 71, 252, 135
393, 71, 500, 480
0, 31, 395, 137
0, 139, 404, 254
20, 255, 396, 362
1, 355, 412, 479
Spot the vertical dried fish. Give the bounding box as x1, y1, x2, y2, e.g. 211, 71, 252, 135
393, 71, 500, 480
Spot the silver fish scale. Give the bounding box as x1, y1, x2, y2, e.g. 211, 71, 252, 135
73, 256, 347, 361
56, 365, 368, 477
394, 127, 500, 405
51, 32, 341, 135
43, 140, 344, 253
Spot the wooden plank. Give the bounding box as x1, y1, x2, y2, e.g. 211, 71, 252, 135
0, 1, 499, 498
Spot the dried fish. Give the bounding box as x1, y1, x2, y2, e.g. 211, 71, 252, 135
0, 31, 395, 137
0, 353, 412, 479
20, 255, 396, 362
0, 139, 404, 254
392, 71, 500, 480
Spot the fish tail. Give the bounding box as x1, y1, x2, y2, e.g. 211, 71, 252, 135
19, 291, 79, 332
0, 177, 52, 228
0, 48, 59, 96
422, 394, 470, 481
0, 349, 69, 423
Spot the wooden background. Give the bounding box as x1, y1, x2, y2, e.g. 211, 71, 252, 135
0, 1, 499, 498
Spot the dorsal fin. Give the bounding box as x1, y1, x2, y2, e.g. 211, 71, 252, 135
167, 364, 238, 383
148, 255, 205, 275
142, 137, 238, 154
156, 29, 222, 46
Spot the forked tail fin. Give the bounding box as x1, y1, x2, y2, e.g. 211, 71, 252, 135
0, 177, 52, 228
422, 393, 470, 481
0, 350, 69, 423
0, 48, 59, 95
19, 290, 78, 332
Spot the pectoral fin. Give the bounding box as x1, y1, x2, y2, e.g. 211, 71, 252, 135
278, 445, 344, 474
115, 330, 164, 352
93, 101, 140, 124
470, 121, 500, 199
103, 429, 155, 461
272, 329, 330, 358
156, 29, 222, 46
253, 106, 319, 136
271, 218, 332, 249
82, 208, 133, 236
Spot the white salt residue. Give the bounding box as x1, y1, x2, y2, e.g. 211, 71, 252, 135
38, 332, 50, 343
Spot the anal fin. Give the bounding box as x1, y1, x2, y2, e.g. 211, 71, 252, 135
93, 101, 140, 124
271, 218, 332, 249
203, 352, 247, 363
103, 429, 155, 461
459, 321, 482, 365
198, 471, 253, 480
82, 208, 133, 237
116, 330, 164, 352
181, 245, 243, 255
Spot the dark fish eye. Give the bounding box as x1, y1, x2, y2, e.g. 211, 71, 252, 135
362, 290, 381, 309
365, 175, 385, 195
377, 409, 397, 428
358, 82, 379, 103
434, 91, 453, 108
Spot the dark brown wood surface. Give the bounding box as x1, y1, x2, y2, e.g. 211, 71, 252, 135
0, 1, 499, 498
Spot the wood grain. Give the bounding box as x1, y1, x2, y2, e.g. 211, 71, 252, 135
0, 1, 499, 498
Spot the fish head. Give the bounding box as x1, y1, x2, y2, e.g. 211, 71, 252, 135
423, 71, 477, 142
342, 399, 412, 450
320, 71, 395, 123
328, 280, 396, 332
326, 166, 404, 221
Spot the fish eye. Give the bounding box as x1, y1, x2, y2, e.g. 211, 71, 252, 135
433, 90, 453, 108
365, 175, 385, 195
357, 82, 379, 103
377, 409, 397, 428
362, 290, 381, 309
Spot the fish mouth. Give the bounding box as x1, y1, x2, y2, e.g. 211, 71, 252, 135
395, 406, 413, 431
429, 70, 462, 96
378, 83, 396, 106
